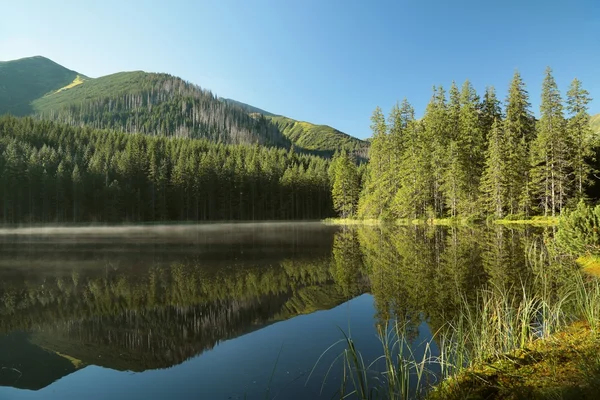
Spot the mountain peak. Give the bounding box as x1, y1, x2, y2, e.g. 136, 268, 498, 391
0, 56, 81, 116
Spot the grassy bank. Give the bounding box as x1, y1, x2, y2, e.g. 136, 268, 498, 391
495, 216, 559, 226
324, 216, 558, 227
322, 217, 476, 226
429, 321, 600, 399
322, 249, 600, 399
324, 275, 600, 399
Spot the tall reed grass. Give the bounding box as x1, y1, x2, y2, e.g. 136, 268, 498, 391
317, 240, 600, 399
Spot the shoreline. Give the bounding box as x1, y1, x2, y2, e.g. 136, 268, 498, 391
428, 321, 600, 399
323, 216, 559, 226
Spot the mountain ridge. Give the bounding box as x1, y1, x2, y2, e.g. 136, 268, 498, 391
0, 56, 366, 155
0, 56, 81, 116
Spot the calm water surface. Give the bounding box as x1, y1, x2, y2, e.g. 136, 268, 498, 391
0, 223, 541, 399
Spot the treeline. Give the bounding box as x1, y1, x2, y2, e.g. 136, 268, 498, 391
33, 71, 290, 147
0, 116, 334, 223
334, 68, 597, 220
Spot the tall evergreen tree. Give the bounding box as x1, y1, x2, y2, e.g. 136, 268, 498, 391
530, 67, 568, 216
457, 80, 484, 215
421, 86, 448, 217
480, 86, 503, 141
480, 119, 508, 218
358, 107, 393, 219
331, 151, 360, 218
393, 107, 429, 219
566, 78, 594, 200
504, 71, 535, 215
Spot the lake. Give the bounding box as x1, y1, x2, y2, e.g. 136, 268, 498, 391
0, 222, 546, 399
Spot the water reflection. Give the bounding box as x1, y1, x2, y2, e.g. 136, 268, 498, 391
0, 223, 545, 398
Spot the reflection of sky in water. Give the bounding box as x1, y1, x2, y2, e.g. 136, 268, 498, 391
0, 294, 437, 400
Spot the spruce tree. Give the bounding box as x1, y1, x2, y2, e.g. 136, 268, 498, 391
566, 78, 594, 200
421, 86, 448, 217
394, 116, 429, 219
480, 119, 508, 218
358, 107, 393, 219
331, 151, 360, 218
530, 67, 568, 216
504, 71, 535, 215
457, 80, 484, 215
480, 86, 503, 142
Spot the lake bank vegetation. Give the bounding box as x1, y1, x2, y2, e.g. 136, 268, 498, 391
325, 203, 600, 399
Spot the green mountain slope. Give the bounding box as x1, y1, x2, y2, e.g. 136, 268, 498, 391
2, 56, 367, 154
221, 98, 368, 156
220, 97, 277, 116
267, 115, 368, 156
32, 71, 289, 147
0, 56, 81, 116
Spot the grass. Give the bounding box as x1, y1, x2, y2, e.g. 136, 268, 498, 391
51, 351, 84, 369
267, 115, 369, 154
577, 255, 600, 277
321, 240, 600, 399
323, 218, 383, 226
323, 218, 476, 227
53, 75, 86, 94
309, 324, 434, 400
325, 215, 558, 227
495, 216, 559, 226
430, 321, 600, 399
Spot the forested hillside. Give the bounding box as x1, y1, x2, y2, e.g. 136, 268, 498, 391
331, 68, 599, 220
220, 98, 277, 116
32, 71, 290, 147
221, 98, 369, 156
0, 56, 367, 155
0, 56, 81, 116
0, 116, 333, 223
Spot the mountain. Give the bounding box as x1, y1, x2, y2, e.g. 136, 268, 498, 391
221, 99, 369, 157
31, 70, 289, 147
0, 56, 366, 154
267, 115, 369, 156
0, 56, 83, 116
220, 98, 277, 116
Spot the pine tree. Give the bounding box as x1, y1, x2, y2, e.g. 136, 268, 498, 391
530, 67, 568, 216
332, 151, 360, 218
504, 71, 535, 215
480, 119, 508, 218
457, 80, 484, 215
421, 86, 448, 217
566, 78, 594, 200
393, 111, 429, 219
358, 107, 393, 219
480, 86, 503, 141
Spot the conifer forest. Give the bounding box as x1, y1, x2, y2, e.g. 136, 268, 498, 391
331, 68, 598, 221
0, 62, 597, 223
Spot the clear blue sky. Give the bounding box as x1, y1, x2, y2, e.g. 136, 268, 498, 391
1, 0, 599, 139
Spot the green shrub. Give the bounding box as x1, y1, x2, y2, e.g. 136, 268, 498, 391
555, 201, 600, 256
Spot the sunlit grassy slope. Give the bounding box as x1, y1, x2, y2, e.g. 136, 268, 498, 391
266, 115, 368, 154
53, 75, 87, 94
